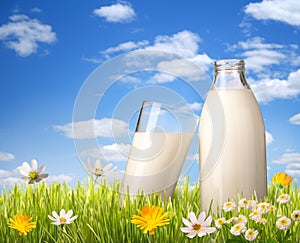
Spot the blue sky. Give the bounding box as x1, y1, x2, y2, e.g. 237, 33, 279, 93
0, 0, 300, 188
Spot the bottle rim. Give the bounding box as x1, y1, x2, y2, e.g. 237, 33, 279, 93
214, 59, 245, 72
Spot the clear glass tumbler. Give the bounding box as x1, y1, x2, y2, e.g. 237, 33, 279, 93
122, 100, 199, 198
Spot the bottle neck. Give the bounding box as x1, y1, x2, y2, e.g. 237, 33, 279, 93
213, 59, 250, 89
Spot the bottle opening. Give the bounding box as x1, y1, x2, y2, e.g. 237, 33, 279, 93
214, 59, 245, 73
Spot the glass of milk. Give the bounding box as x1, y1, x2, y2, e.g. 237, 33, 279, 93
122, 100, 199, 199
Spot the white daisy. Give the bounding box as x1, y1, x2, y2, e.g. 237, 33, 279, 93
238, 198, 250, 209
276, 194, 291, 204
249, 211, 261, 222
256, 202, 270, 214
276, 216, 291, 230
248, 199, 257, 210
245, 228, 259, 241
83, 159, 116, 177
291, 210, 300, 222
19, 159, 49, 184
48, 209, 77, 225
215, 217, 226, 229
222, 201, 236, 212
181, 211, 216, 238
235, 215, 248, 225
230, 223, 247, 236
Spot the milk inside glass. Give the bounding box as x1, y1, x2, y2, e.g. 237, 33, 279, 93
123, 132, 194, 197
199, 60, 267, 212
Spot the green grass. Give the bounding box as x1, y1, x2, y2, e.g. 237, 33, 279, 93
0, 178, 299, 242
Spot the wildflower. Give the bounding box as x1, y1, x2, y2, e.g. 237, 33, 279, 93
223, 201, 236, 212
272, 172, 293, 189
235, 215, 248, 225
249, 211, 261, 222
276, 216, 291, 230
215, 217, 226, 229
245, 228, 259, 241
9, 214, 36, 236
257, 217, 267, 225
276, 194, 291, 204
239, 198, 250, 209
269, 205, 276, 212
291, 210, 300, 222
230, 223, 247, 236
180, 211, 216, 238
131, 206, 169, 235
82, 159, 116, 177
256, 202, 270, 214
48, 209, 77, 225
19, 159, 48, 184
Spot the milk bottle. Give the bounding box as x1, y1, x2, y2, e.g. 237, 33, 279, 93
199, 59, 267, 212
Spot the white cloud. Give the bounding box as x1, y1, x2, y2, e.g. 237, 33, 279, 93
273, 152, 300, 164
45, 174, 74, 183
93, 3, 136, 23
31, 8, 42, 13
79, 143, 131, 162
102, 40, 149, 54
147, 73, 175, 84
0, 14, 56, 56
245, 0, 300, 26
54, 118, 129, 139
178, 102, 203, 114
0, 167, 23, 187
99, 30, 213, 83
286, 163, 300, 177
265, 131, 274, 145
0, 152, 15, 161
145, 30, 201, 58
230, 37, 285, 73
289, 113, 300, 125
250, 69, 300, 103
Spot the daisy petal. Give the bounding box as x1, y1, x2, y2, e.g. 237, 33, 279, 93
187, 232, 197, 238
69, 215, 77, 221
103, 163, 113, 171
182, 217, 192, 227
95, 160, 102, 168
38, 173, 49, 179
180, 227, 193, 233
48, 215, 56, 221
21, 162, 32, 174
37, 164, 46, 173
31, 159, 38, 170
52, 221, 61, 225
197, 212, 206, 224
65, 210, 73, 219
203, 215, 212, 227
88, 158, 94, 170
206, 227, 216, 234
52, 211, 59, 219
60, 209, 66, 217
189, 212, 198, 225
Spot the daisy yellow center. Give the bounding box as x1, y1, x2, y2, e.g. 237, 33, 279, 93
234, 225, 242, 231
94, 168, 103, 173
247, 230, 254, 236
294, 214, 299, 219
217, 219, 224, 224
192, 224, 202, 232
28, 171, 38, 180
60, 217, 67, 223
280, 219, 288, 225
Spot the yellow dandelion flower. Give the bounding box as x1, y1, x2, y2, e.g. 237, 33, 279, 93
272, 172, 293, 189
131, 206, 169, 235
9, 214, 36, 236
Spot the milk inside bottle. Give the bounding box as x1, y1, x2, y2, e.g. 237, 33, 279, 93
199, 59, 267, 212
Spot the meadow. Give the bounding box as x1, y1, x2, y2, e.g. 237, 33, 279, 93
0, 177, 299, 243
